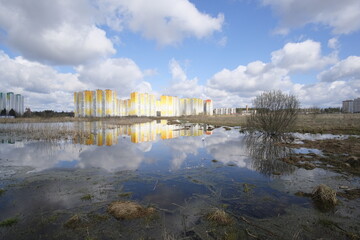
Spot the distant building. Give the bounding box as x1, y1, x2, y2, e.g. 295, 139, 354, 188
204, 100, 213, 116
0, 92, 24, 115
342, 98, 360, 113
214, 108, 236, 115
354, 98, 360, 113
74, 90, 213, 117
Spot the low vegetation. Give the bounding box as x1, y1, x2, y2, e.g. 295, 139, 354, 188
206, 208, 233, 226
247, 90, 300, 135
0, 217, 18, 227
312, 185, 338, 211
107, 201, 156, 220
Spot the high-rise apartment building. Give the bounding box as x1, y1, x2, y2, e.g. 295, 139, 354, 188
74, 90, 213, 117
0, 92, 24, 115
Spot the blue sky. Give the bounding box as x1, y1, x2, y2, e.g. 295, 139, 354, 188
0, 0, 359, 111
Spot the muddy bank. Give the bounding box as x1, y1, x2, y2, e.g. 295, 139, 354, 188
282, 136, 360, 175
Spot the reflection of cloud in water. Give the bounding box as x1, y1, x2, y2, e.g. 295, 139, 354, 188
205, 130, 250, 168
136, 142, 153, 152
0, 141, 85, 172
78, 140, 146, 171
164, 137, 203, 170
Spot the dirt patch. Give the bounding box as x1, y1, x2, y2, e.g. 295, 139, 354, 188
107, 201, 155, 220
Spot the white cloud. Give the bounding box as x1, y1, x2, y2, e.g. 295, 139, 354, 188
207, 62, 291, 94
328, 38, 339, 49
318, 56, 360, 82
0, 0, 115, 65
291, 80, 360, 107
96, 0, 224, 46
167, 59, 205, 98
262, 0, 360, 34
205, 39, 355, 108
271, 40, 337, 72
0, 51, 87, 110
0, 51, 154, 110
76, 58, 151, 97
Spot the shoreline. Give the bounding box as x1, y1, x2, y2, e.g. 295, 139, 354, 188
1, 113, 359, 135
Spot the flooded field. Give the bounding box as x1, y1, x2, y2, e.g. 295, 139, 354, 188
0, 120, 359, 239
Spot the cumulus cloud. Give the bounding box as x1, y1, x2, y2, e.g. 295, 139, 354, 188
96, 0, 224, 46
0, 0, 115, 65
76, 58, 146, 97
205, 39, 355, 108
167, 59, 205, 98
0, 51, 87, 110
271, 40, 337, 72
261, 0, 360, 34
317, 56, 360, 82
292, 80, 360, 107
0, 51, 154, 110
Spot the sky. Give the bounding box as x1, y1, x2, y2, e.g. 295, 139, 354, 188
0, 0, 359, 111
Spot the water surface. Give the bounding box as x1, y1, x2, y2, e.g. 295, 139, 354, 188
0, 121, 359, 239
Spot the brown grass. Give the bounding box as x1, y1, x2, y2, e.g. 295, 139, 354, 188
312, 184, 338, 211
206, 208, 233, 226
164, 115, 247, 127
176, 113, 360, 134
291, 114, 360, 134
107, 201, 155, 220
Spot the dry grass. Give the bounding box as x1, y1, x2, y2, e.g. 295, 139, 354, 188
107, 201, 155, 220
312, 184, 338, 211
0, 122, 90, 141
206, 208, 233, 226
174, 113, 360, 134
291, 114, 360, 134
170, 115, 247, 127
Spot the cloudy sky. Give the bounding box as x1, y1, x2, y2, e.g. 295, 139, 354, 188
0, 0, 359, 111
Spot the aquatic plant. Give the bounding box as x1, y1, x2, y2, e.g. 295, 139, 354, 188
206, 208, 232, 226
312, 184, 338, 211
0, 217, 18, 227
107, 201, 156, 220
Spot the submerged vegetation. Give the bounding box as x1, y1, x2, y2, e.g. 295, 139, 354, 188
206, 208, 233, 226
107, 201, 156, 220
0, 217, 18, 227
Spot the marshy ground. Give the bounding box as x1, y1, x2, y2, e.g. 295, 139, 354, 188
0, 115, 359, 239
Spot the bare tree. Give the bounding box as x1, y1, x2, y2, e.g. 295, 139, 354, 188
247, 90, 300, 135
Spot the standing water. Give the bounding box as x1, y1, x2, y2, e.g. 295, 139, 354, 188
0, 120, 359, 239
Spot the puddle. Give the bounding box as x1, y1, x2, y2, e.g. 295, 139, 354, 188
0, 122, 359, 239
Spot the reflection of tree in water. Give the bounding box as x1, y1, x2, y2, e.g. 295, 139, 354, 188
245, 134, 295, 176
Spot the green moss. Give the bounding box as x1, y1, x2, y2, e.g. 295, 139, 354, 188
243, 183, 256, 193
118, 192, 132, 198
0, 189, 6, 196
0, 217, 18, 227
80, 194, 93, 201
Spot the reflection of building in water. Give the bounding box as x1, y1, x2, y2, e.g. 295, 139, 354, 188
74, 90, 213, 117
74, 121, 207, 146
0, 135, 24, 146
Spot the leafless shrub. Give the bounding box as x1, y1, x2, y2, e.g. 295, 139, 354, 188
247, 90, 300, 135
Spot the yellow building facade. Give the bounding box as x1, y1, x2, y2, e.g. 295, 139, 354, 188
74, 90, 213, 117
